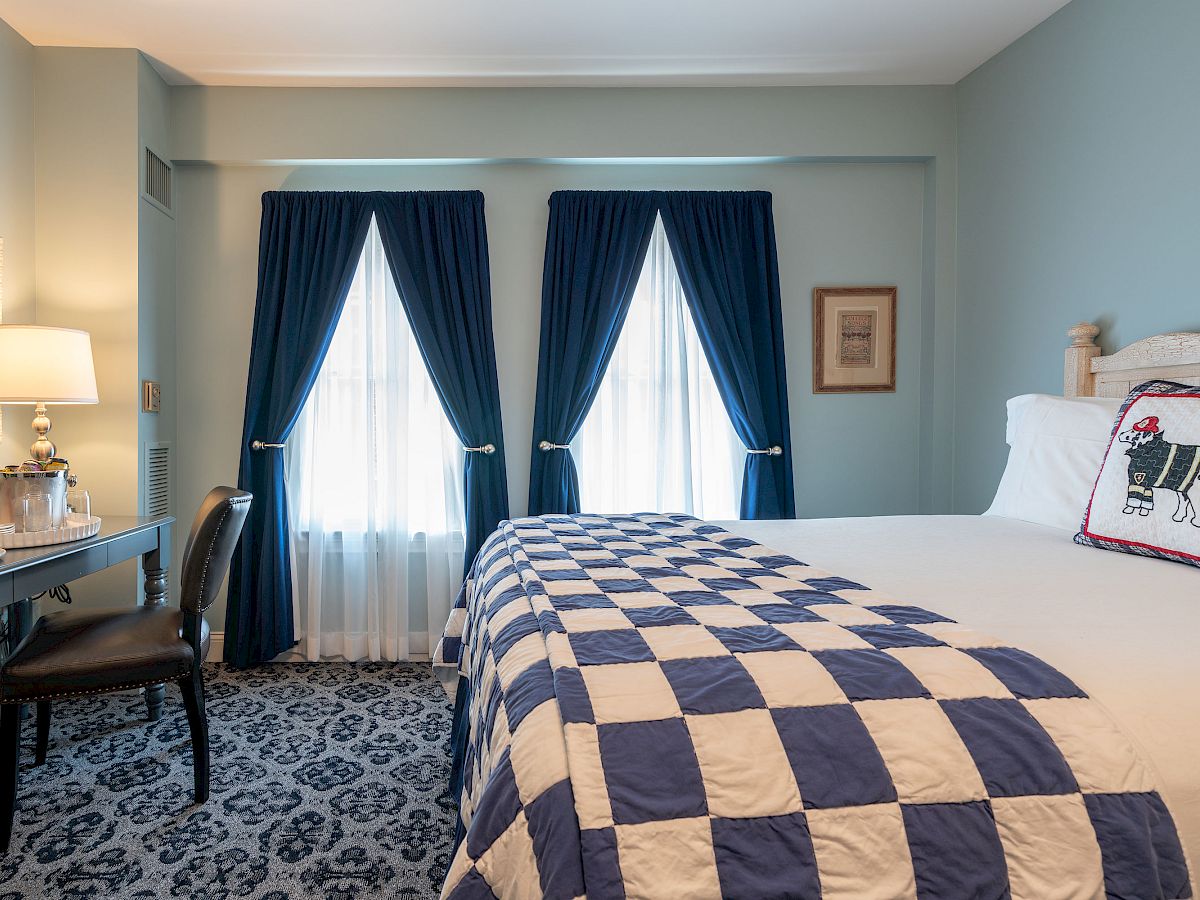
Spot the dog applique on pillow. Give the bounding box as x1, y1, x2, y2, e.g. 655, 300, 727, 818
1076, 380, 1200, 567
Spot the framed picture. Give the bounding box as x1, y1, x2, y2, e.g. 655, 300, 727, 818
813, 286, 897, 393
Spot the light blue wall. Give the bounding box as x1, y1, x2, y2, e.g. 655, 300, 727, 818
955, 0, 1200, 512
170, 83, 959, 506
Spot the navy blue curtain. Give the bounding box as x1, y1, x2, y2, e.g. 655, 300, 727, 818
373, 191, 509, 573
657, 191, 795, 518
226, 191, 374, 667
527, 191, 658, 515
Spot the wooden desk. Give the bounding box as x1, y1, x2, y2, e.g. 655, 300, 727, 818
0, 515, 175, 719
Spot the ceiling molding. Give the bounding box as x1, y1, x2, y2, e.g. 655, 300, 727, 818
2, 0, 1072, 89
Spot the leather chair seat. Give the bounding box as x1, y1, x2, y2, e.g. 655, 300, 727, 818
0, 607, 210, 704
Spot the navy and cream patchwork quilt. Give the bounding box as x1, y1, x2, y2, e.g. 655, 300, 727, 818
434, 514, 1191, 899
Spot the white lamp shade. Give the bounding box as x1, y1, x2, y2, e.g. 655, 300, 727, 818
0, 326, 99, 404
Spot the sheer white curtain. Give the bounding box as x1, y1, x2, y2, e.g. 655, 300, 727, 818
573, 216, 745, 519
286, 219, 466, 661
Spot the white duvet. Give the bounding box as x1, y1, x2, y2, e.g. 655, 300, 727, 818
719, 514, 1200, 875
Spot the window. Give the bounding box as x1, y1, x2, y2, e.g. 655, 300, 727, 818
286, 219, 465, 661
572, 217, 745, 519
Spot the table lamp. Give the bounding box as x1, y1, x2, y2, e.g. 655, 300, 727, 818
0, 326, 99, 461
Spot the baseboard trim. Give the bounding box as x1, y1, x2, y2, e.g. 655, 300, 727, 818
206, 631, 303, 663
206, 632, 430, 664
208, 630, 224, 662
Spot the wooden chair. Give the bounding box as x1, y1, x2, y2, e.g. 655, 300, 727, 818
0, 486, 251, 852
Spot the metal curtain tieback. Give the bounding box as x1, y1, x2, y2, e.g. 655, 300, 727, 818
539, 441, 569, 451
747, 445, 783, 456
465, 444, 496, 454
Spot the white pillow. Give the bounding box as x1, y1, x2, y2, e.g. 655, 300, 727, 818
984, 394, 1122, 530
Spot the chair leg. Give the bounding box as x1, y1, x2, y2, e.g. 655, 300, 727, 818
0, 704, 21, 853
178, 666, 209, 804
34, 702, 50, 766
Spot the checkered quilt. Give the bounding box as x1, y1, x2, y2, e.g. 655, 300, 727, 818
434, 514, 1191, 899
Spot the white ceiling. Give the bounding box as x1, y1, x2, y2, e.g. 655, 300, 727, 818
0, 0, 1071, 87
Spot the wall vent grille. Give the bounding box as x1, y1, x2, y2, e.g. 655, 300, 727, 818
144, 443, 171, 517
143, 147, 172, 212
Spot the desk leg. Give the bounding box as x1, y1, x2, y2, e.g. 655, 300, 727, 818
8, 600, 34, 722
7, 599, 32, 657
143, 541, 169, 722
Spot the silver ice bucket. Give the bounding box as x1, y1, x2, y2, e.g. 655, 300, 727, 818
0, 469, 71, 533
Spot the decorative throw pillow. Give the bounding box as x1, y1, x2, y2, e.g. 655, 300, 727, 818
1075, 380, 1200, 567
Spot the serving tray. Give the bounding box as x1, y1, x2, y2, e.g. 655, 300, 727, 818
0, 515, 101, 549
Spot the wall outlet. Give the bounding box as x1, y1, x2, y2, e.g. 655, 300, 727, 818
142, 380, 162, 413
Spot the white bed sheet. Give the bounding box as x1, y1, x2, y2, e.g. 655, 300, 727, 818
718, 514, 1200, 874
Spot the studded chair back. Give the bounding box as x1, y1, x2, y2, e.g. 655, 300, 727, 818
179, 487, 252, 616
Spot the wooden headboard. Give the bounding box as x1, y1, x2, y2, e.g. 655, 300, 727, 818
1064, 323, 1200, 398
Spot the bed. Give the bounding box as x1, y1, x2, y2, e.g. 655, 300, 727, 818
436, 323, 1200, 899
722, 514, 1200, 876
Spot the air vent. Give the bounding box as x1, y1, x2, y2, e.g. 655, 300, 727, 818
144, 442, 171, 517
143, 147, 172, 213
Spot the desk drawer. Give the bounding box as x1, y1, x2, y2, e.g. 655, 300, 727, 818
107, 530, 158, 565
13, 546, 109, 598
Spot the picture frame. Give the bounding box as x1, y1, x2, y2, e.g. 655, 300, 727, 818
812, 286, 897, 393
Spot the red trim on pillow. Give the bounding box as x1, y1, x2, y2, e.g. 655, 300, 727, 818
1080, 389, 1200, 559
1080, 531, 1200, 562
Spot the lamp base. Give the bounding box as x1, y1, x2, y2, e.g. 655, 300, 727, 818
30, 403, 55, 462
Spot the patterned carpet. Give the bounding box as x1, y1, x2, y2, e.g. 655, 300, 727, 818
0, 663, 456, 900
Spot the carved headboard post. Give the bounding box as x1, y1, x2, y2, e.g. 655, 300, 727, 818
1064, 323, 1101, 398
1064, 324, 1200, 398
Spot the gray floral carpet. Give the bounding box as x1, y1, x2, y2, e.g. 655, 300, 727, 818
0, 663, 456, 900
